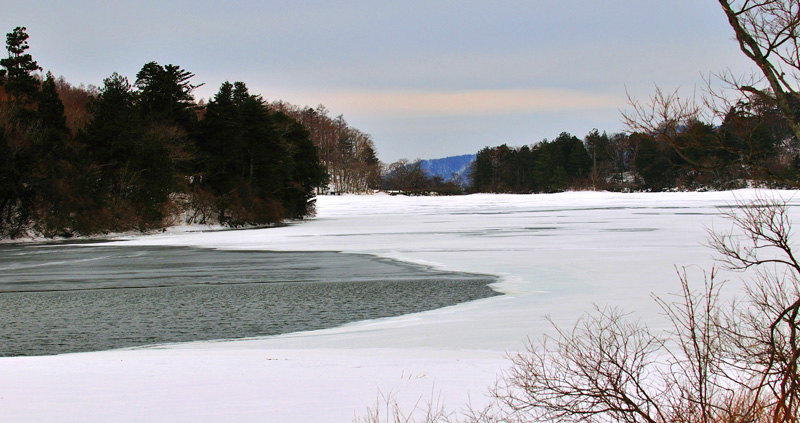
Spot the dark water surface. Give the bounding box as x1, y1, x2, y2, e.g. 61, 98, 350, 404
0, 243, 498, 356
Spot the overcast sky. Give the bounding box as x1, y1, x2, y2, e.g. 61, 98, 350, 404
4, 1, 756, 162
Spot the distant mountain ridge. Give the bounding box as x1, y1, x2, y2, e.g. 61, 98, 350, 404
419, 154, 475, 186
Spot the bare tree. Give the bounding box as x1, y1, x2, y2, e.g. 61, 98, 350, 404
622, 2, 800, 185
621, 86, 704, 140
718, 0, 800, 141
708, 194, 800, 422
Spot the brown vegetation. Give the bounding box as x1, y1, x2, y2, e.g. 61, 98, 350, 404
271, 102, 382, 193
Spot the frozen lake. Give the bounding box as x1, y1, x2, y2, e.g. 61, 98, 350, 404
0, 244, 496, 356
4, 190, 800, 423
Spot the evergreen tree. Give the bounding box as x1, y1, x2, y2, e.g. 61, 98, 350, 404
0, 27, 44, 237
196, 81, 326, 224
635, 134, 675, 190
471, 147, 495, 192
551, 132, 591, 180
28, 71, 78, 235
0, 128, 26, 236
83, 72, 174, 229
585, 129, 610, 187
0, 27, 41, 106
38, 72, 67, 132
274, 112, 327, 216
0, 120, 35, 238
532, 144, 556, 192
84, 73, 140, 170
135, 61, 200, 128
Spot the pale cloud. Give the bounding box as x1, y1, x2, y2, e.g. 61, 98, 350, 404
314, 89, 624, 118
1, 0, 755, 161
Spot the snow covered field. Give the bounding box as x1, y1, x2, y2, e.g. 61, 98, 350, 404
3, 190, 799, 422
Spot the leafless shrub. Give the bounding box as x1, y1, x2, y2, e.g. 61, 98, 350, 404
493, 307, 668, 423
353, 389, 455, 423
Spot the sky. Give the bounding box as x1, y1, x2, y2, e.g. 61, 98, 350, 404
4, 1, 756, 162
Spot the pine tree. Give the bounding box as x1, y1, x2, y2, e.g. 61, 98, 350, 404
38, 72, 67, 132
135, 61, 201, 128
196, 81, 326, 224
0, 27, 41, 106
83, 72, 174, 230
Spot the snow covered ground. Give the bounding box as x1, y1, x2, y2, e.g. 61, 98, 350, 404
3, 190, 799, 422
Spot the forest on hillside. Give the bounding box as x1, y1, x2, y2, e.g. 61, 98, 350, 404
0, 27, 386, 239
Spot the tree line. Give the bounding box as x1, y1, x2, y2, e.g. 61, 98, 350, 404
0, 26, 330, 239
469, 92, 799, 194
384, 93, 799, 195
471, 132, 592, 193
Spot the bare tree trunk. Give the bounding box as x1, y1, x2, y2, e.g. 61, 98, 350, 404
717, 0, 800, 142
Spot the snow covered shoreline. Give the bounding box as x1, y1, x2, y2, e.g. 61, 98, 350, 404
3, 190, 799, 422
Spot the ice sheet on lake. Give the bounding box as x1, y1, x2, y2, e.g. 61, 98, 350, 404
3, 189, 799, 422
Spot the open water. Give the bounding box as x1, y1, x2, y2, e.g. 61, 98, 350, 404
0, 243, 498, 356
